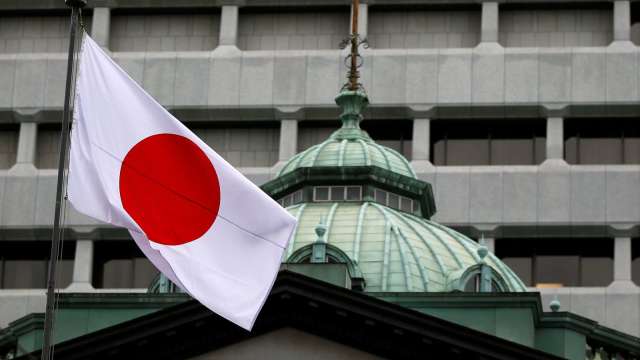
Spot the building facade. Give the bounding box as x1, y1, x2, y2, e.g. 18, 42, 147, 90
0, 0, 640, 343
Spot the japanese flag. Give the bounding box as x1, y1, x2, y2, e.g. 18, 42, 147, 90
67, 34, 296, 330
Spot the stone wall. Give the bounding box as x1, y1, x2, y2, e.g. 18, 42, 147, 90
499, 9, 612, 47
238, 11, 349, 50
368, 10, 480, 48
193, 126, 279, 167
0, 15, 92, 53
110, 14, 220, 52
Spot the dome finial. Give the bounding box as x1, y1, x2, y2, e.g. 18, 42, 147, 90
315, 216, 327, 243
550, 296, 561, 312
477, 234, 489, 261
340, 0, 368, 92
331, 0, 371, 140
311, 217, 328, 263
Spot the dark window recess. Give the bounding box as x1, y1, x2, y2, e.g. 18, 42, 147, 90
463, 274, 501, 292
361, 120, 413, 160
93, 241, 158, 289
631, 2, 640, 46
633, 238, 640, 286
495, 237, 613, 287
297, 120, 413, 160
0, 241, 75, 289
431, 119, 545, 166
565, 118, 640, 165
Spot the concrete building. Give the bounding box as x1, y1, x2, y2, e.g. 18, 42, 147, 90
0, 0, 640, 348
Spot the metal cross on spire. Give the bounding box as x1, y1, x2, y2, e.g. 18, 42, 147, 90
340, 0, 368, 91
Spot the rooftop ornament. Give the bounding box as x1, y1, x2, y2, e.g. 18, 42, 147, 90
311, 217, 328, 263
550, 297, 561, 312
477, 235, 492, 292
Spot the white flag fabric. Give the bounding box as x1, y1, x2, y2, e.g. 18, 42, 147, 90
67, 34, 296, 330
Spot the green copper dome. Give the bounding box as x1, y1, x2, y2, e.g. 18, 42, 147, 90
278, 91, 416, 179
285, 202, 527, 292
262, 88, 527, 293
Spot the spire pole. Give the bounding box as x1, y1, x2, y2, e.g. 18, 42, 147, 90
349, 0, 360, 91
334, 0, 369, 139
41, 1, 86, 359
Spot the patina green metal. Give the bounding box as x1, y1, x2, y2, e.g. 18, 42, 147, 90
283, 202, 527, 293
262, 166, 437, 219
260, 83, 528, 293
277, 91, 415, 179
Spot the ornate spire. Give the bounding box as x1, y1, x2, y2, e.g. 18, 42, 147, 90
342, 0, 366, 92
333, 0, 370, 140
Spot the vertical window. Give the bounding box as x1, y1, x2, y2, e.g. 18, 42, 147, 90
314, 187, 330, 201
496, 237, 613, 287
361, 120, 413, 160
431, 119, 545, 166
565, 118, 640, 165
278, 190, 304, 207
633, 238, 640, 286
400, 197, 413, 212
330, 186, 346, 201
93, 241, 158, 289
629, 2, 640, 46
0, 241, 75, 289
388, 193, 400, 209
346, 186, 362, 201
0, 125, 18, 169
298, 121, 340, 152
36, 124, 62, 169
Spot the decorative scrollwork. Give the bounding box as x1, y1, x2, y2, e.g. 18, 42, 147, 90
339, 34, 369, 50
339, 33, 369, 92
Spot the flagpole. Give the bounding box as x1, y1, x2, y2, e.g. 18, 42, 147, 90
41, 1, 86, 359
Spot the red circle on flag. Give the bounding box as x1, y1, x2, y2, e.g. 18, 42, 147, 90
119, 134, 220, 246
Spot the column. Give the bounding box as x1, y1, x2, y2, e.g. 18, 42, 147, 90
9, 122, 37, 173
219, 5, 239, 46
545, 117, 564, 161
481, 2, 499, 43
278, 119, 298, 162
613, 237, 632, 283
411, 118, 431, 170
91, 7, 111, 50
613, 1, 631, 42
352, 2, 368, 38
68, 240, 94, 291
484, 237, 495, 253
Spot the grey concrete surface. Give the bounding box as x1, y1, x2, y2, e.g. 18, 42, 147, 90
91, 8, 111, 50
481, 2, 499, 43
5, 45, 640, 111
219, 5, 238, 46
614, 1, 631, 41
278, 120, 298, 162
499, 8, 612, 47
